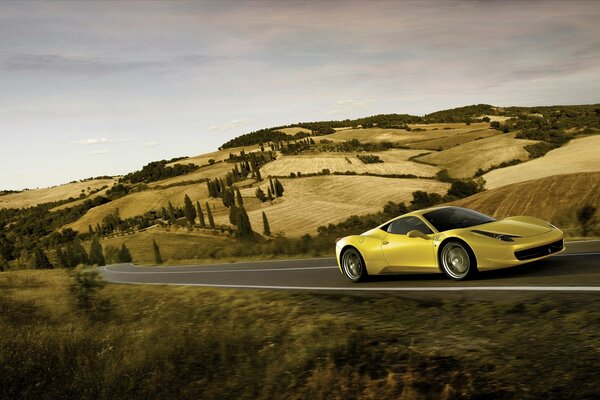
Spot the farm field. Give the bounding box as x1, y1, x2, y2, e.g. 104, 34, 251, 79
418, 133, 537, 178
276, 126, 312, 135
260, 150, 440, 177
148, 161, 235, 188
91, 228, 231, 264
65, 182, 215, 233
214, 175, 449, 236
451, 171, 600, 234
0, 178, 116, 209
483, 135, 600, 189
169, 144, 261, 167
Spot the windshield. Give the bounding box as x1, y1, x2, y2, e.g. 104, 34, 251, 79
423, 207, 495, 232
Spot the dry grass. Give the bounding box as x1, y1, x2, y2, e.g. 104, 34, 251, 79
418, 133, 537, 178
92, 228, 231, 264
260, 150, 439, 177
451, 172, 600, 234
0, 178, 116, 209
168, 144, 261, 167
2, 270, 599, 399
65, 183, 219, 233
148, 161, 234, 188
215, 175, 449, 236
483, 135, 600, 189
405, 128, 500, 150
277, 126, 312, 135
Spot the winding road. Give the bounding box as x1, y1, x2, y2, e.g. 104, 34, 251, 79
100, 240, 600, 292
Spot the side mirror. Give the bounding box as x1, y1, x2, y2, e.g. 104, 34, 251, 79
407, 230, 429, 239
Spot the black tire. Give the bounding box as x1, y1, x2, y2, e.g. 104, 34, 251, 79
439, 241, 478, 280
341, 247, 368, 282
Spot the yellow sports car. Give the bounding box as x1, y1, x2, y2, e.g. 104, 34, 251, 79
335, 206, 565, 281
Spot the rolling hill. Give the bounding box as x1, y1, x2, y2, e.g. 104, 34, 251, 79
482, 135, 600, 189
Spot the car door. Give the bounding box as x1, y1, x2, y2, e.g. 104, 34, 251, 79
381, 216, 436, 270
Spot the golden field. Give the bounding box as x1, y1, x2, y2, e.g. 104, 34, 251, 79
213, 175, 449, 237
418, 133, 537, 178
0, 178, 116, 209
483, 135, 600, 189
260, 150, 440, 177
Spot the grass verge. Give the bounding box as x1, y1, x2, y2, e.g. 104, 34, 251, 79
1, 270, 599, 399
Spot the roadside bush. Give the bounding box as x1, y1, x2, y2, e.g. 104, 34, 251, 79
577, 205, 597, 236
69, 266, 112, 320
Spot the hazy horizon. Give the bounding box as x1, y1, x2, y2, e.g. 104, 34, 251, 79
2, 0, 599, 190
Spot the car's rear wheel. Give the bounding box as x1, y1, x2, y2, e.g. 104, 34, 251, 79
440, 241, 477, 280
341, 248, 368, 282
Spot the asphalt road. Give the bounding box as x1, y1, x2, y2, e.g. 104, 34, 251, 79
100, 240, 600, 292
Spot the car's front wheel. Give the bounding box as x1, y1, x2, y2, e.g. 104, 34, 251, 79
440, 241, 477, 280
341, 248, 368, 282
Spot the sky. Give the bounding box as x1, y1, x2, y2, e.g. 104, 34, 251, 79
1, 0, 599, 190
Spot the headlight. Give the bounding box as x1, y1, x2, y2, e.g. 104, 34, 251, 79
472, 230, 519, 242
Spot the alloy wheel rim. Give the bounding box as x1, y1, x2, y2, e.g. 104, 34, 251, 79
442, 243, 469, 278
343, 251, 362, 280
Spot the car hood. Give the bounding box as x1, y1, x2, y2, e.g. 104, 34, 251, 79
475, 218, 552, 237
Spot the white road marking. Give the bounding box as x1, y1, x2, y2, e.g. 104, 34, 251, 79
103, 281, 600, 292
102, 265, 339, 274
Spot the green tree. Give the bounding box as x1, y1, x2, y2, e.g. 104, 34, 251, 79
255, 167, 262, 182
236, 206, 253, 239
152, 239, 163, 264
229, 205, 239, 226
183, 194, 196, 225
167, 201, 177, 223
206, 202, 215, 230
235, 187, 244, 207
32, 246, 53, 269
267, 187, 273, 201
577, 205, 596, 236
89, 236, 106, 266
71, 237, 89, 266
196, 201, 206, 229
274, 178, 285, 197
269, 176, 275, 195
410, 191, 443, 210
119, 244, 133, 263
446, 179, 485, 199
262, 211, 271, 236
255, 187, 267, 202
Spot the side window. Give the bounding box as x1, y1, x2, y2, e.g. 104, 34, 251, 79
387, 216, 433, 235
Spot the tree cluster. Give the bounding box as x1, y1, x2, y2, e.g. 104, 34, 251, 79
122, 160, 199, 184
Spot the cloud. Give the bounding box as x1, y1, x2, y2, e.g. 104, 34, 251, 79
91, 150, 108, 155
209, 119, 253, 131
326, 99, 373, 116
3, 54, 164, 75
142, 141, 159, 148
75, 138, 110, 145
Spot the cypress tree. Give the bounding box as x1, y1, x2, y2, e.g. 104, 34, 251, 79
56, 247, 69, 268
267, 187, 273, 201
262, 211, 271, 236
256, 168, 262, 182
89, 236, 106, 266
274, 179, 285, 197
229, 205, 238, 226
269, 176, 275, 194
236, 206, 253, 239
196, 201, 206, 228
206, 179, 214, 198
71, 237, 89, 266
255, 187, 266, 202
152, 239, 163, 264
168, 201, 176, 223
235, 187, 244, 207
96, 223, 102, 236
119, 244, 132, 263
183, 194, 196, 225
88, 225, 94, 236
33, 247, 53, 269
206, 202, 215, 230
